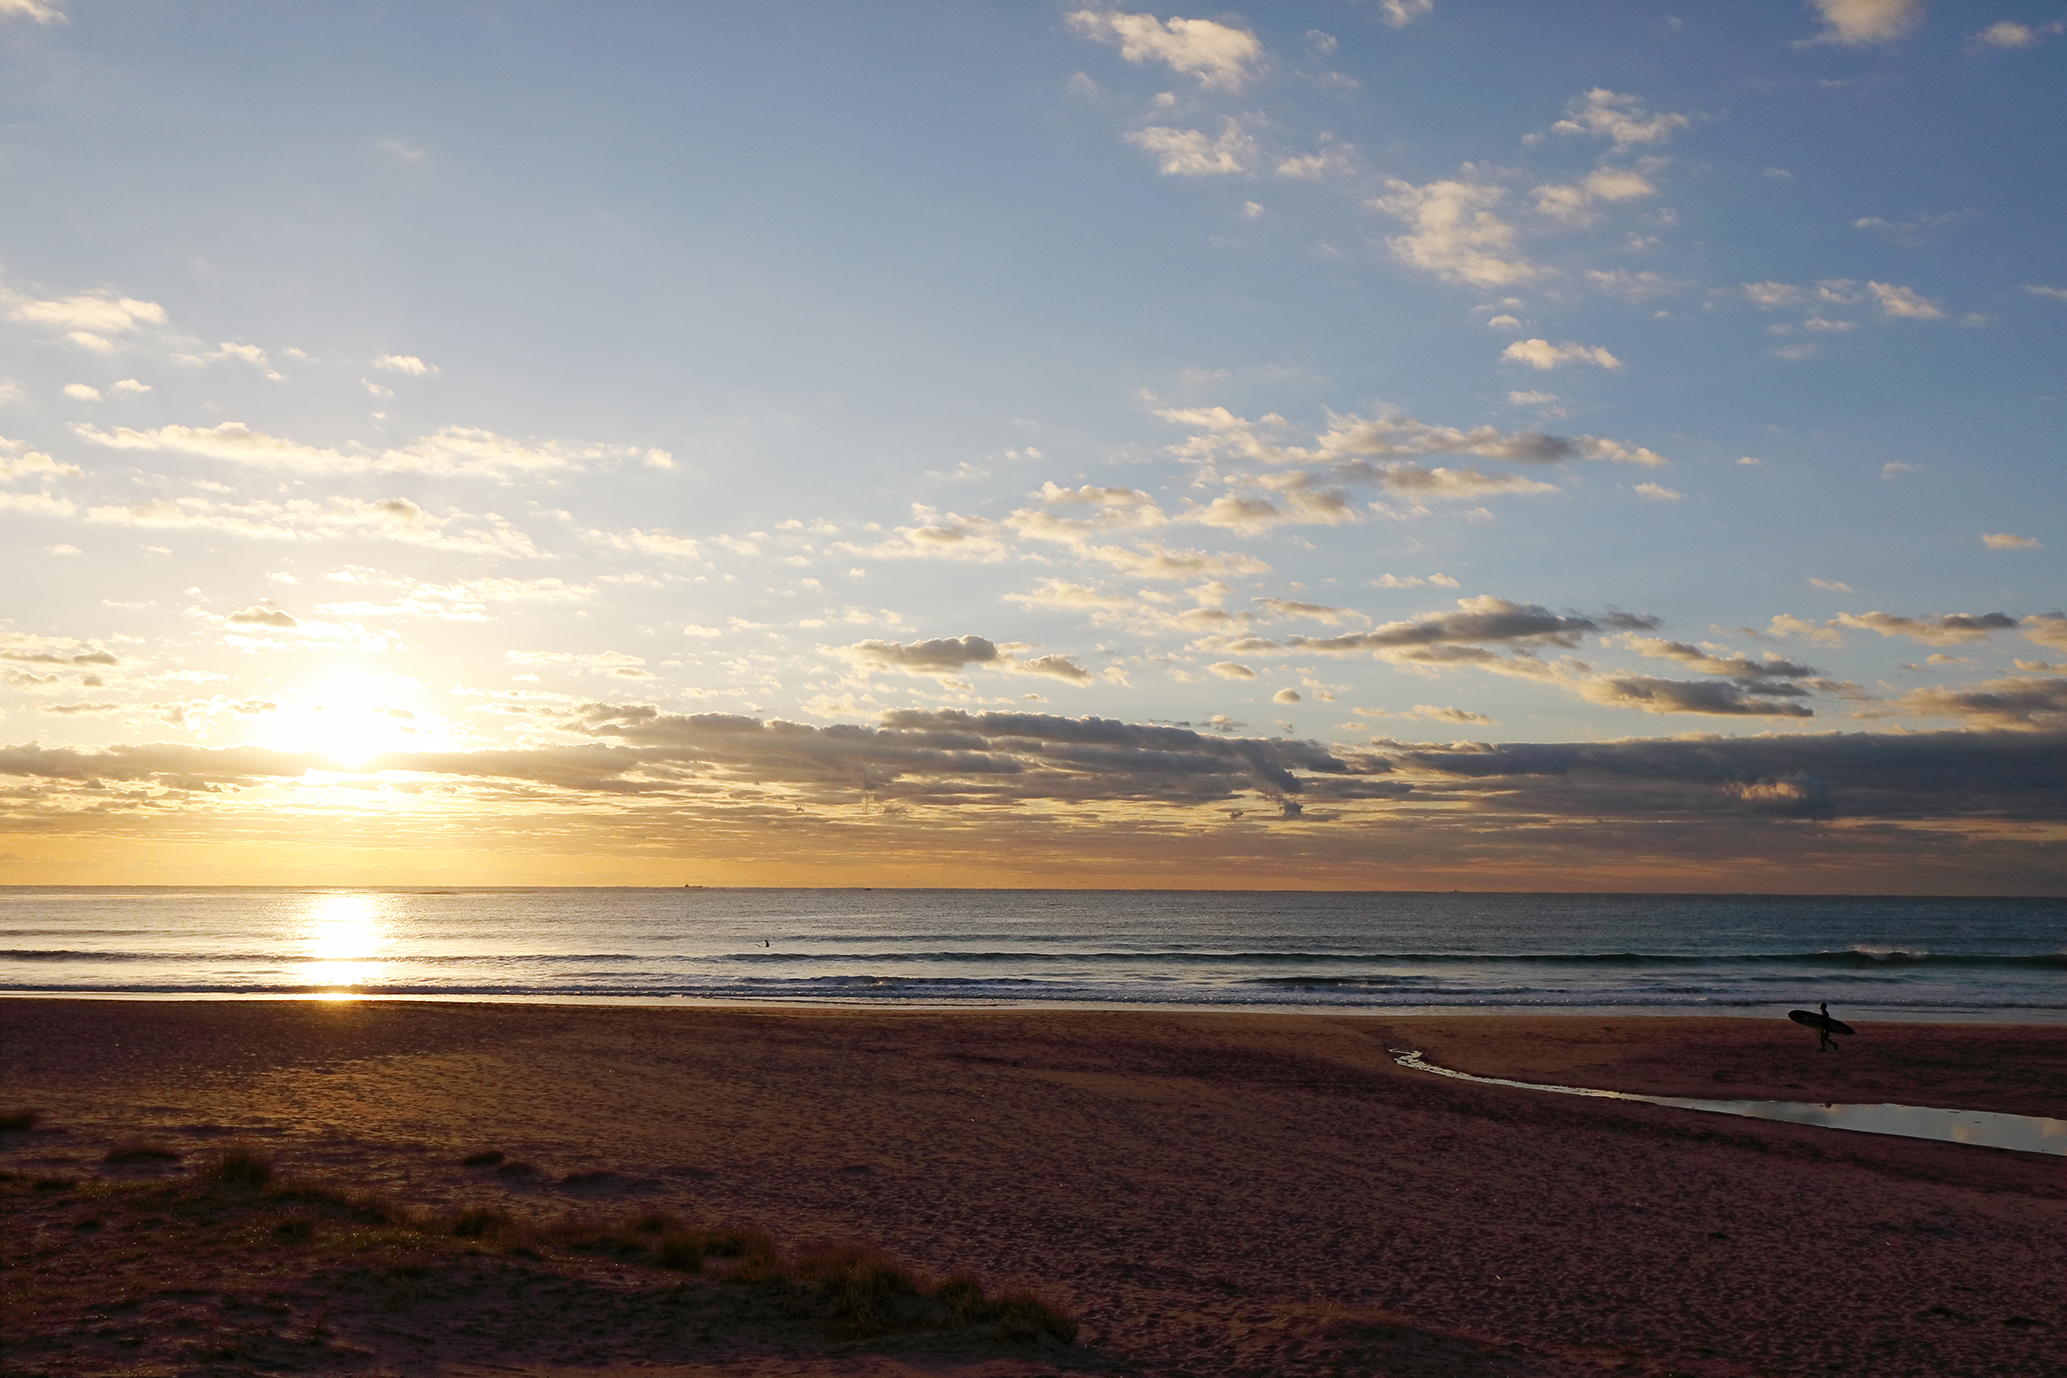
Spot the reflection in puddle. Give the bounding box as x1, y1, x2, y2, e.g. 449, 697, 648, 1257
1391, 1050, 2067, 1157
301, 892, 390, 992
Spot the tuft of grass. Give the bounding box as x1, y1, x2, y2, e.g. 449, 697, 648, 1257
985, 1289, 1080, 1345
208, 1145, 274, 1188
104, 1140, 181, 1165
0, 1109, 38, 1132
459, 1150, 504, 1167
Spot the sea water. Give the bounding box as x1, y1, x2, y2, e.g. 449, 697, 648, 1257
2, 888, 2061, 1019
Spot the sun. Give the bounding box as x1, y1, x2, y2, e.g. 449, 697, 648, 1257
278, 672, 420, 768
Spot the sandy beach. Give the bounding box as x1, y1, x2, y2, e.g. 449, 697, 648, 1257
3, 999, 2062, 1377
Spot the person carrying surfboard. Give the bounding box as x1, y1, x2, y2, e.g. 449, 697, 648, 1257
1787, 1001, 1855, 1052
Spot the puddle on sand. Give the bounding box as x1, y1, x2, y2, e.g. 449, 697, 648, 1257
1390, 1050, 2067, 1156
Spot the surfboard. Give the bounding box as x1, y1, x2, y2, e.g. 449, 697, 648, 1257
1789, 1009, 1856, 1036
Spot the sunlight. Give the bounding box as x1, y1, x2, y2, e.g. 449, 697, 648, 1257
300, 891, 391, 990
277, 673, 420, 769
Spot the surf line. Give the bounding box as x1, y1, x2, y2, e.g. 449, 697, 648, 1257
1388, 1049, 2066, 1157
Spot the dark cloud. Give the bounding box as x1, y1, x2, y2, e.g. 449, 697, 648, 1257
1631, 638, 1820, 678
1287, 596, 1651, 654
1379, 730, 2067, 823
1837, 611, 2019, 645
836, 635, 999, 674
1582, 676, 1816, 717
1892, 675, 2067, 731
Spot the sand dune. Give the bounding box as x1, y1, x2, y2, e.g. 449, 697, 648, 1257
3, 1000, 2061, 1376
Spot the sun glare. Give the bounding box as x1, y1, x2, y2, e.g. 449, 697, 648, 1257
301, 891, 392, 991
276, 673, 420, 769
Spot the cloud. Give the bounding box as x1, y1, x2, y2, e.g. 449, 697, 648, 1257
1, 632, 118, 668
1835, 611, 2017, 646
836, 506, 1009, 562
74, 421, 661, 478
1889, 676, 2067, 731
1082, 542, 1271, 580
0, 435, 81, 481
1970, 19, 2065, 50
1287, 596, 1651, 656
1803, 0, 1925, 46
1879, 461, 1921, 480
1867, 281, 1943, 319
1550, 89, 1689, 148
1632, 482, 1682, 502
2023, 285, 2067, 303
5, 289, 166, 345
1273, 688, 1301, 703
1125, 120, 1257, 176
1209, 661, 1256, 680
2022, 615, 2067, 651
378, 139, 427, 163
1372, 573, 1459, 589
1369, 177, 1539, 287
1381, 0, 1433, 26
1982, 533, 2042, 550
1581, 676, 1815, 717
1065, 10, 1262, 90
1276, 137, 1355, 181
1852, 210, 1975, 245
61, 383, 100, 400
1161, 406, 1667, 474
1005, 483, 1168, 546
1186, 486, 1357, 531
82, 493, 538, 557
225, 603, 299, 629
111, 378, 149, 393
1254, 598, 1363, 625
1624, 637, 1820, 680
0, 0, 66, 21
372, 354, 437, 375
834, 636, 1090, 685
506, 650, 652, 679
1501, 339, 1622, 370
1584, 269, 1681, 302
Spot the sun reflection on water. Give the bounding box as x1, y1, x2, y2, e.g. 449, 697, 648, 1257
301, 892, 391, 992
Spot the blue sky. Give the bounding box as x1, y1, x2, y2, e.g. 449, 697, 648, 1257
1, 1, 2062, 888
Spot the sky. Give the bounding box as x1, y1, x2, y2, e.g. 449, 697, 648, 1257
0, 0, 2062, 890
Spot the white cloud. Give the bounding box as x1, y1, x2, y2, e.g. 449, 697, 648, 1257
1372, 573, 1459, 589
1585, 269, 1681, 302
1276, 137, 1355, 181
1507, 390, 1556, 406
1867, 281, 1943, 319
1381, 0, 1434, 27
1550, 89, 1689, 148
111, 378, 150, 393
1880, 461, 1922, 480
1126, 120, 1257, 176
378, 139, 427, 163
2023, 285, 2067, 302
1981, 533, 2041, 551
1066, 10, 1263, 90
62, 383, 100, 400
80, 493, 537, 556
1187, 487, 1357, 531
1501, 338, 1622, 370
1742, 282, 1801, 309
1738, 456, 1763, 466
6, 288, 165, 344
1808, 577, 1853, 592
0, 0, 66, 21
1209, 661, 1256, 680
1370, 177, 1539, 287
0, 435, 82, 481
74, 421, 658, 478
1487, 314, 1521, 331
1804, 0, 1925, 46
1970, 19, 2064, 50
1633, 482, 1683, 501
372, 354, 437, 375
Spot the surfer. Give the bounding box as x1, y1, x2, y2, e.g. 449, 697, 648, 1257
1787, 1001, 1854, 1052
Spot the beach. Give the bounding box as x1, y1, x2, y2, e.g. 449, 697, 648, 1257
4, 999, 2062, 1376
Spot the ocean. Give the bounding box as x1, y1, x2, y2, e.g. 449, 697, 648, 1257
2, 888, 2061, 1019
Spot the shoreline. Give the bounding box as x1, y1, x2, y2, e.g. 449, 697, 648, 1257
5, 987, 2064, 1025
6, 998, 2062, 1376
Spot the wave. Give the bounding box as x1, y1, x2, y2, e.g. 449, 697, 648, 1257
8, 947, 2062, 968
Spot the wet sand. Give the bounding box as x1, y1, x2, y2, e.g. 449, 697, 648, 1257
3, 999, 2062, 1376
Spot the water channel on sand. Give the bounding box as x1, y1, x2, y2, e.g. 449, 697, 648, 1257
1390, 1050, 2067, 1156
